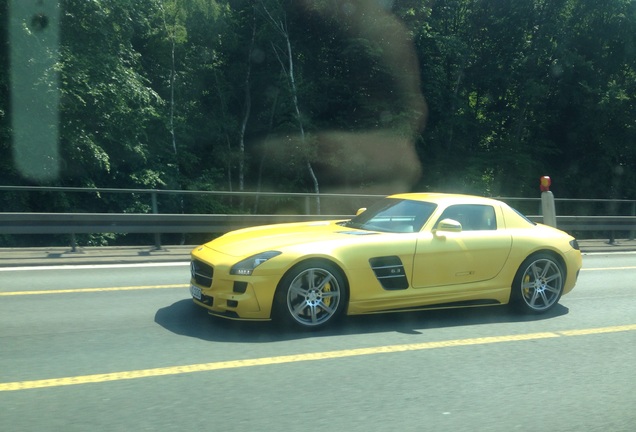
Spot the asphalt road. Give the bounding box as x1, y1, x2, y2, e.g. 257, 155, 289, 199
1, 253, 635, 432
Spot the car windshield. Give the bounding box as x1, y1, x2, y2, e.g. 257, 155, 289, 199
343, 198, 437, 233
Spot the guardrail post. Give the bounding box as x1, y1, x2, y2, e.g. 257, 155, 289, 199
151, 191, 162, 250
630, 201, 635, 241
540, 176, 557, 228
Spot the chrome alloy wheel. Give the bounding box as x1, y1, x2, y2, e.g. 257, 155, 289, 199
519, 257, 563, 312
285, 267, 342, 327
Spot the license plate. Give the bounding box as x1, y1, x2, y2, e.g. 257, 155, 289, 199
190, 284, 202, 300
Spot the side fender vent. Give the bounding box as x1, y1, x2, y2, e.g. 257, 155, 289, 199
369, 256, 409, 290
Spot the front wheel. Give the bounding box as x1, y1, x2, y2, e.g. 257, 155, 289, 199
511, 253, 564, 313
274, 261, 347, 329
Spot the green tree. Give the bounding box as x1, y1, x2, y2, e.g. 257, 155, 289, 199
0, 2, 14, 186
545, 0, 636, 199
58, 0, 163, 193
2, 0, 636, 229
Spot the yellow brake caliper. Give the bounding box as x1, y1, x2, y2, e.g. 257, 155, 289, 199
323, 280, 332, 308
523, 274, 531, 297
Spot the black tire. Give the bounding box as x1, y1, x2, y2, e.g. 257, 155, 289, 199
273, 260, 348, 329
510, 253, 565, 313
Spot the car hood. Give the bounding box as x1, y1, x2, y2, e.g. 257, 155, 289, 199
204, 220, 374, 257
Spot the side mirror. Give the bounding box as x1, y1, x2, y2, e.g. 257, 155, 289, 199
435, 218, 462, 234
355, 207, 367, 216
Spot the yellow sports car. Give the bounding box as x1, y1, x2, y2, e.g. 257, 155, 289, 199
189, 193, 582, 329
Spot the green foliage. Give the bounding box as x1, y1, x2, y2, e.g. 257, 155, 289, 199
0, 2, 13, 183
1, 0, 636, 245
57, 0, 164, 188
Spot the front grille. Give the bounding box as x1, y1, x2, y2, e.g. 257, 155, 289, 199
191, 259, 214, 287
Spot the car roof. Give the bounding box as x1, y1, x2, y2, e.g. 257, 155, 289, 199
388, 192, 502, 206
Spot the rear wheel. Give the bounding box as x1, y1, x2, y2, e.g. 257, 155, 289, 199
274, 261, 347, 329
511, 253, 564, 313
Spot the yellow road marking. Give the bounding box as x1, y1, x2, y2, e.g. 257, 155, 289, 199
558, 324, 636, 336
0, 284, 189, 296
2, 324, 635, 392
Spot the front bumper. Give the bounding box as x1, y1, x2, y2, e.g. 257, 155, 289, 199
189, 248, 280, 321
562, 248, 583, 295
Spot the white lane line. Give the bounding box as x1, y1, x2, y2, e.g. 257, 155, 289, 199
0, 261, 190, 272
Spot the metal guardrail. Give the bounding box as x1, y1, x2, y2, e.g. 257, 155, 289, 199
1, 212, 636, 234
0, 213, 346, 235
0, 212, 353, 250
1, 212, 634, 235
1, 186, 635, 248
529, 215, 636, 231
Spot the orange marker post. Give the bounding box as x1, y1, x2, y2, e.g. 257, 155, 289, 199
540, 176, 557, 227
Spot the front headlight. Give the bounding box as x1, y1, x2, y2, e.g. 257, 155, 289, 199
230, 251, 281, 275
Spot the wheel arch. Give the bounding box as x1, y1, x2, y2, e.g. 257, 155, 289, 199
509, 249, 567, 313
522, 249, 568, 280
507, 248, 566, 291
277, 256, 351, 297
272, 256, 351, 326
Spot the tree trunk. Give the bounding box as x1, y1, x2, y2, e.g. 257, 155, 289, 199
239, 8, 257, 194
262, 1, 321, 213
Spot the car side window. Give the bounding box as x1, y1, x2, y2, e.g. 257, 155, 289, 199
435, 205, 497, 231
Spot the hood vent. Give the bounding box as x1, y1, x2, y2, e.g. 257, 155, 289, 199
338, 231, 378, 236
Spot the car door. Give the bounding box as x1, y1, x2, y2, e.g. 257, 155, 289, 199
411, 204, 512, 288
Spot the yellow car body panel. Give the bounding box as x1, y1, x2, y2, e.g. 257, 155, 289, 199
189, 193, 582, 324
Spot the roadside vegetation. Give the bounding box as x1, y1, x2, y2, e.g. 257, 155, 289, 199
0, 0, 634, 245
